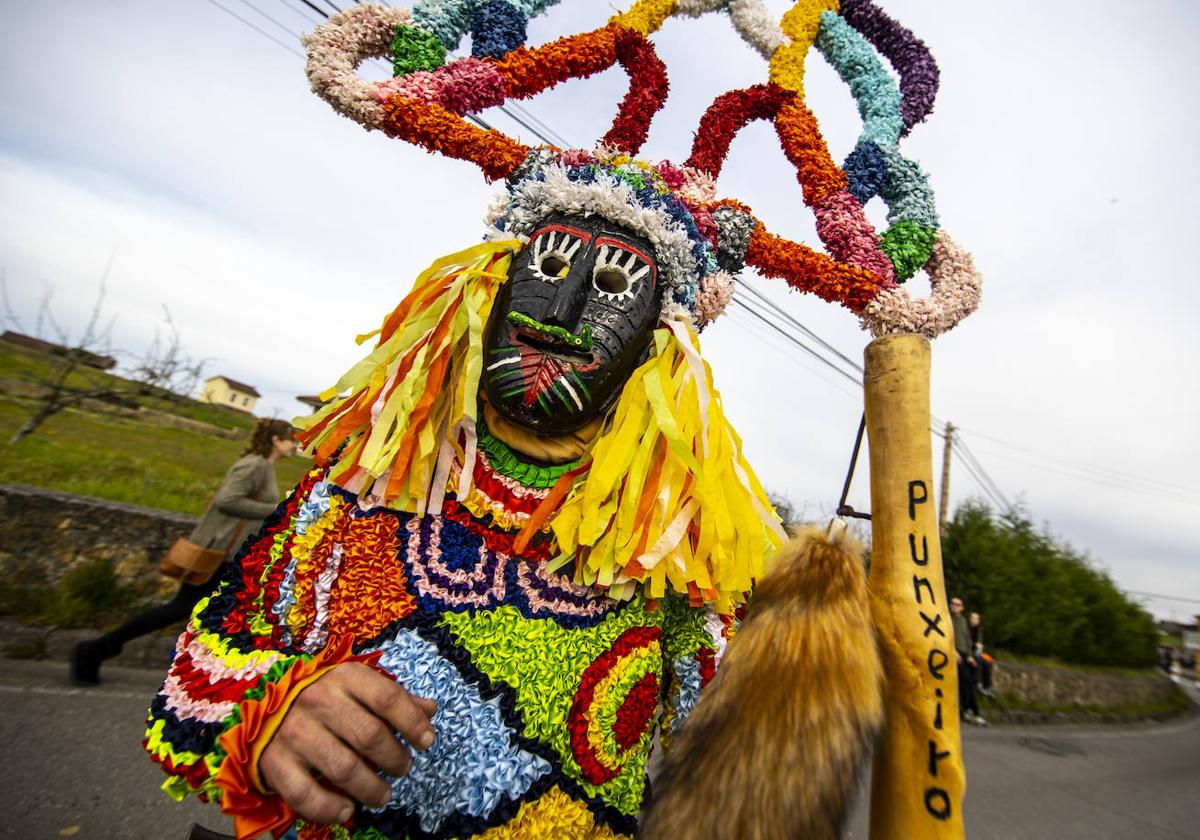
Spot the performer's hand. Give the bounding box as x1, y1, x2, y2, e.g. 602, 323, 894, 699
258, 661, 438, 826
955, 652, 963, 665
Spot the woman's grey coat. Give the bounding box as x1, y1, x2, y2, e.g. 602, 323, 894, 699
187, 454, 280, 564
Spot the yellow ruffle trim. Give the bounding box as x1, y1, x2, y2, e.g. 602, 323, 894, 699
283, 496, 347, 634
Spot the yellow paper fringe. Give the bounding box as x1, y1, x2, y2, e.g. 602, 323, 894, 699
294, 240, 521, 514
550, 316, 785, 612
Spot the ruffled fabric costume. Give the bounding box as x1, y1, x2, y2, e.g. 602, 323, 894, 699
145, 421, 736, 839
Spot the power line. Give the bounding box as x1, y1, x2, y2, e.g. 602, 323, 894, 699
204, 0, 305, 58
1126, 591, 1200, 606
955, 424, 1200, 499
294, 0, 336, 22
733, 279, 864, 375
959, 441, 1200, 509
950, 435, 1010, 512
232, 0, 305, 40
505, 101, 574, 149
277, 0, 324, 24
722, 309, 862, 403
953, 436, 1012, 512
728, 296, 862, 386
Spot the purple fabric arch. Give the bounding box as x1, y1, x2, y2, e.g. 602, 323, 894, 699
839, 0, 940, 136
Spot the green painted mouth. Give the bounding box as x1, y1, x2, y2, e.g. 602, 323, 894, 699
507, 312, 593, 353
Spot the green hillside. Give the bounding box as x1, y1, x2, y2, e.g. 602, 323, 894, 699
0, 342, 311, 514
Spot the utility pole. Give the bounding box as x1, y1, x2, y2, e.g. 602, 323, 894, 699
939, 421, 954, 534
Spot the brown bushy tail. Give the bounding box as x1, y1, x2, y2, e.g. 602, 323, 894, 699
641, 524, 884, 840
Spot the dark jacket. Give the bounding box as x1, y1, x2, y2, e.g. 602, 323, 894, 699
951, 612, 972, 658
187, 454, 280, 563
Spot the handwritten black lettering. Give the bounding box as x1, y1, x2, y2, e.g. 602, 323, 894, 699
908, 480, 928, 520
928, 740, 951, 776
920, 610, 946, 639
913, 575, 935, 603
928, 648, 949, 680
909, 534, 929, 566
924, 787, 951, 820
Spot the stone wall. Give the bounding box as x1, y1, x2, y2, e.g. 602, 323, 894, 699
0, 482, 196, 603
989, 660, 1185, 723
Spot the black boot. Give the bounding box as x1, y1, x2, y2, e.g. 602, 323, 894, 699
70, 637, 121, 686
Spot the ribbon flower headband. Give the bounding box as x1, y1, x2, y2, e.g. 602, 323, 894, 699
305, 0, 980, 339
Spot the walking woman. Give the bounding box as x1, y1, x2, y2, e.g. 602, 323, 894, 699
70, 418, 297, 684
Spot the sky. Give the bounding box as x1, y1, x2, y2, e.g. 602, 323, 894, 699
1, 0, 1197, 620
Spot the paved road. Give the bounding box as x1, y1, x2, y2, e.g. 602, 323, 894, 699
846, 684, 1200, 839
2, 657, 1197, 839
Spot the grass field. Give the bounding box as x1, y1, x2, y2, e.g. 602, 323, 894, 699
0, 391, 311, 516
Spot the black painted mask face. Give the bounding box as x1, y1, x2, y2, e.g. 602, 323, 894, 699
482, 214, 661, 435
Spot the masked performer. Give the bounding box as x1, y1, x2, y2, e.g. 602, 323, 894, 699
144, 2, 978, 838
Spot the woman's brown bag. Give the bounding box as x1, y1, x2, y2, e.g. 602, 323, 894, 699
160, 518, 249, 586
158, 538, 232, 586
160, 472, 263, 586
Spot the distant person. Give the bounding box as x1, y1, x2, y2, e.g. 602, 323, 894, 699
951, 596, 986, 725
969, 610, 995, 698
70, 418, 297, 685
1158, 646, 1175, 676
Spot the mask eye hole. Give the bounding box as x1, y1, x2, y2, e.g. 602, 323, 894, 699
539, 254, 570, 279
594, 267, 630, 295
592, 243, 650, 302
530, 227, 587, 282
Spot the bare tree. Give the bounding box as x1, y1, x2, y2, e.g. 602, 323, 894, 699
1, 262, 207, 445
127, 307, 208, 404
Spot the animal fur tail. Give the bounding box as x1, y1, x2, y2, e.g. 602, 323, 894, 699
641, 523, 884, 840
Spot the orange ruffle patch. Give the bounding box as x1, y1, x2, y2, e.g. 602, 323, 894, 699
325, 513, 417, 640
213, 636, 380, 840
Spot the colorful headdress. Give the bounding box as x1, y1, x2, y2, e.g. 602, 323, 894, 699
304, 0, 980, 335
299, 0, 980, 608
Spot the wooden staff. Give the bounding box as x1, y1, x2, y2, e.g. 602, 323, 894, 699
864, 334, 966, 839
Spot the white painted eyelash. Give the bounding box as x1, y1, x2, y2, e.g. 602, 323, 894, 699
530, 230, 585, 281
593, 245, 646, 301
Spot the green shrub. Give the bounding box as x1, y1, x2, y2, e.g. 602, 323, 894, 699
50, 559, 141, 629
943, 501, 1158, 668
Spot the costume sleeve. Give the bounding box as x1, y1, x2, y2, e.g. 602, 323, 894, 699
142, 466, 359, 833
212, 458, 278, 520
656, 596, 739, 751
